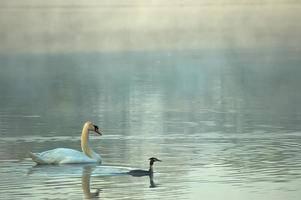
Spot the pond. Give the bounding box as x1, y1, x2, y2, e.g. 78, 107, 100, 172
1, 49, 301, 199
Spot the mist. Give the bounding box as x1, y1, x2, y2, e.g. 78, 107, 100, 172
0, 0, 300, 54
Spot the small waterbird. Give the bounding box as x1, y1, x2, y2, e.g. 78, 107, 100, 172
127, 157, 162, 177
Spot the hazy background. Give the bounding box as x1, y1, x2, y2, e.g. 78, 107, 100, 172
1, 1, 301, 200
0, 0, 300, 54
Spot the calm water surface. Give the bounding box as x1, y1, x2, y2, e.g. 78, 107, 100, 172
1, 50, 301, 199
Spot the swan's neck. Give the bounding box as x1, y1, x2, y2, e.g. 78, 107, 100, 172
81, 124, 93, 158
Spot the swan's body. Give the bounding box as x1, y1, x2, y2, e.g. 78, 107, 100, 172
29, 122, 102, 164
29, 148, 100, 164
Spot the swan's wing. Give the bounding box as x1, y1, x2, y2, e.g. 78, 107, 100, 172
30, 148, 97, 164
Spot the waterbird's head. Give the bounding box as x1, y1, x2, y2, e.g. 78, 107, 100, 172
149, 157, 162, 165
85, 121, 102, 135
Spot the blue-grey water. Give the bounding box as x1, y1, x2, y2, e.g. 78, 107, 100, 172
1, 49, 301, 200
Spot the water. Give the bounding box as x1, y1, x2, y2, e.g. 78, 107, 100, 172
0, 49, 301, 199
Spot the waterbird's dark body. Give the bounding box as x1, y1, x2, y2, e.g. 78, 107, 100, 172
127, 157, 161, 177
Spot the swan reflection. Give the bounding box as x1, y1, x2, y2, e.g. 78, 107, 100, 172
27, 160, 160, 198
27, 164, 101, 199
82, 165, 100, 199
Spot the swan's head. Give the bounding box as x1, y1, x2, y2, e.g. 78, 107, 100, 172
85, 121, 102, 135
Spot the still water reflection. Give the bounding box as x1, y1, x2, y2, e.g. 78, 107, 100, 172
82, 166, 101, 199
1, 49, 301, 199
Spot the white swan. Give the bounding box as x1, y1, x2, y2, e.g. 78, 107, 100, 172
29, 121, 102, 164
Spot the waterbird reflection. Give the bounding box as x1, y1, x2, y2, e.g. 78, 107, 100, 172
149, 174, 158, 188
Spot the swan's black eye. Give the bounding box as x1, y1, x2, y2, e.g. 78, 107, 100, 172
94, 125, 99, 130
